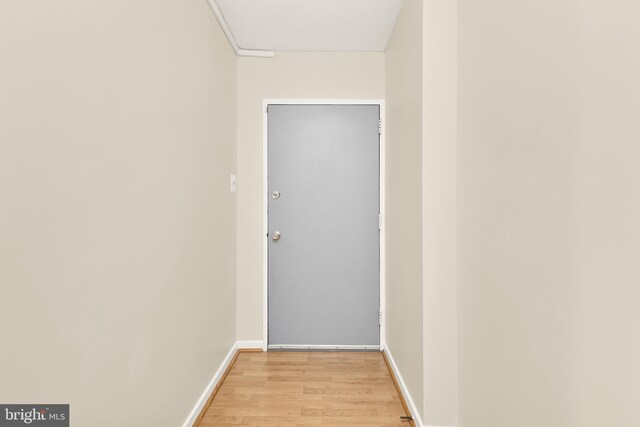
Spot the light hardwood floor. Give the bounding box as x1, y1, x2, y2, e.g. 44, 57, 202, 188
199, 351, 412, 427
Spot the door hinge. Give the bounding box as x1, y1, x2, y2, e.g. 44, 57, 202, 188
378, 214, 382, 230
378, 119, 383, 134
379, 311, 382, 326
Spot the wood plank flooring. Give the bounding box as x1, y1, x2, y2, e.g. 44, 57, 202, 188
199, 351, 411, 427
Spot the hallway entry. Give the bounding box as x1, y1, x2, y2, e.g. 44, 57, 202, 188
199, 351, 411, 426
266, 104, 381, 349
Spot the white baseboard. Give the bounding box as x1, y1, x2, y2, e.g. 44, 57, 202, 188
382, 344, 425, 427
181, 342, 238, 427
237, 340, 264, 349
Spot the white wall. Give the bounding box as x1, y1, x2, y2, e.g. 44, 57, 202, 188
385, 0, 425, 420
385, 1, 460, 424
0, 1, 237, 426
571, 3, 640, 425
458, 0, 640, 426
236, 52, 385, 342
422, 1, 458, 425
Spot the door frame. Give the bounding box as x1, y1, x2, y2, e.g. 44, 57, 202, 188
262, 99, 386, 351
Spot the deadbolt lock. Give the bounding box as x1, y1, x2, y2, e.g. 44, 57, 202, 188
271, 191, 281, 200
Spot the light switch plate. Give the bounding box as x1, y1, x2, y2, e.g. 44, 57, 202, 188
230, 174, 237, 193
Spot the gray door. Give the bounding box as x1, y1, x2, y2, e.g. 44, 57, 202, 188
268, 104, 380, 348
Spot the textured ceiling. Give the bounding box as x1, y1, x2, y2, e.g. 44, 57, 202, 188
214, 0, 404, 52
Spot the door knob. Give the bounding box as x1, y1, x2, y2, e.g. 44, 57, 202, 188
272, 231, 281, 241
